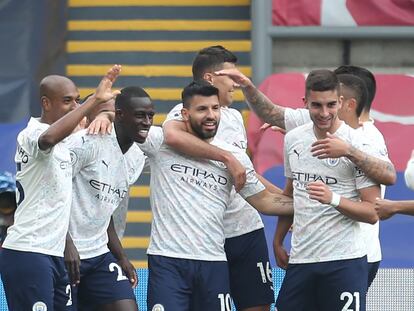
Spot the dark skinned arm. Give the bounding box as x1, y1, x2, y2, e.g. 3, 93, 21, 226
107, 217, 138, 287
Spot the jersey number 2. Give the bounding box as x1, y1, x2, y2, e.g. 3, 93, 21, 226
109, 262, 128, 281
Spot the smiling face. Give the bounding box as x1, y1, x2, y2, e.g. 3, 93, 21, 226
41, 76, 80, 123
182, 94, 220, 140
306, 89, 342, 136
118, 96, 154, 143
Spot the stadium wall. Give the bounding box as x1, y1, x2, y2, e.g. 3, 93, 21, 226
0, 0, 67, 173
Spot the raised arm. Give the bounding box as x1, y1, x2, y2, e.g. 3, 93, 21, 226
311, 132, 396, 186
307, 181, 379, 224
163, 119, 246, 191
39, 65, 121, 150
215, 68, 287, 129
86, 101, 116, 135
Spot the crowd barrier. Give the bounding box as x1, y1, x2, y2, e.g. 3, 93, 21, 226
1, 268, 413, 310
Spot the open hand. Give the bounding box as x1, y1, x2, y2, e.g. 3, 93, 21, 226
214, 68, 252, 88
311, 132, 350, 159
94, 65, 122, 104
118, 257, 138, 288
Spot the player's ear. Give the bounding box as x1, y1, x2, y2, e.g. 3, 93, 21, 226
302, 96, 309, 109
181, 108, 189, 121
338, 95, 343, 109
348, 98, 357, 112
203, 72, 214, 85
41, 96, 51, 112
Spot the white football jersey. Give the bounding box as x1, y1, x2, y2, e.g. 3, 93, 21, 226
165, 104, 263, 238
139, 127, 265, 261
284, 107, 311, 132
67, 129, 146, 259
404, 158, 414, 190
285, 122, 377, 263
284, 109, 388, 263
357, 120, 390, 262
112, 143, 147, 239
3, 118, 72, 257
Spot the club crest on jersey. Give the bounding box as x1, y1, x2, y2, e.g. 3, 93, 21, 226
152, 304, 165, 311
324, 158, 340, 167
32, 301, 47, 311
70, 150, 78, 166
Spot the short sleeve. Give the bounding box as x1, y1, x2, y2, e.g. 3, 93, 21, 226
137, 126, 164, 157
235, 152, 266, 199
349, 132, 385, 190
163, 103, 184, 126
352, 140, 378, 190
17, 127, 51, 159
283, 134, 293, 178
67, 131, 99, 176
355, 132, 390, 163
284, 108, 311, 133
231, 108, 248, 142
405, 158, 414, 190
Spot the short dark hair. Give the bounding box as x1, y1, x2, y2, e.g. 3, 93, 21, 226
192, 45, 237, 81
181, 81, 219, 108
115, 86, 150, 109
334, 65, 376, 111
337, 74, 368, 117
305, 70, 339, 98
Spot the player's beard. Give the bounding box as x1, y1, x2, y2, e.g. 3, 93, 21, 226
188, 116, 219, 140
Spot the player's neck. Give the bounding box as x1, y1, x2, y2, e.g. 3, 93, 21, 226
219, 102, 232, 108
359, 110, 370, 122
313, 119, 342, 139
40, 113, 54, 125
114, 123, 133, 154
343, 115, 359, 129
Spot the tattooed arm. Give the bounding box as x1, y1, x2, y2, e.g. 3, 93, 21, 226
243, 84, 287, 129
215, 68, 287, 129
346, 145, 396, 185
311, 132, 396, 186
245, 189, 293, 216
